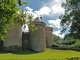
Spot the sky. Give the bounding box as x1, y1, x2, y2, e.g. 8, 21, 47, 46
21, 0, 66, 38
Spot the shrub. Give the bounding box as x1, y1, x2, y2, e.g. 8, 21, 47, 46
66, 57, 79, 60
73, 41, 80, 48
52, 42, 59, 47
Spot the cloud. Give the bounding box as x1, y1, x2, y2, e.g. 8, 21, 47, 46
42, 0, 65, 16
51, 5, 65, 14
25, 7, 38, 19
25, 7, 33, 12
35, 7, 51, 16
53, 30, 65, 38
24, 0, 65, 18
48, 19, 65, 38
48, 19, 61, 29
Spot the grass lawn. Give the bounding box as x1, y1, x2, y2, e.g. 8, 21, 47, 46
0, 48, 80, 60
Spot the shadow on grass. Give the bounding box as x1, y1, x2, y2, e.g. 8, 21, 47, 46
0, 51, 8, 54
0, 49, 39, 55
12, 50, 39, 55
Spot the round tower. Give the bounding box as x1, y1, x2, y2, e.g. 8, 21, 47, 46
3, 25, 22, 52
29, 17, 46, 52
45, 25, 53, 48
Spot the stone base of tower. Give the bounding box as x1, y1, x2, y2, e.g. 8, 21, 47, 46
3, 45, 23, 52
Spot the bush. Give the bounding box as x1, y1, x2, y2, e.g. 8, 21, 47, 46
66, 57, 79, 60
73, 41, 80, 48
52, 42, 59, 47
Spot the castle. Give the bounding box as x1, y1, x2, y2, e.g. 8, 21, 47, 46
0, 17, 53, 52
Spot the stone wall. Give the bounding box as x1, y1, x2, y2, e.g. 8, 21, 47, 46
3, 25, 22, 52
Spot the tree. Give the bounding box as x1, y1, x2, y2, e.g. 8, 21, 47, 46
53, 34, 61, 42
0, 0, 34, 41
63, 34, 76, 45
53, 34, 63, 44
60, 0, 80, 39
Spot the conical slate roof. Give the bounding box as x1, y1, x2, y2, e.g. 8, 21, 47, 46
33, 17, 42, 22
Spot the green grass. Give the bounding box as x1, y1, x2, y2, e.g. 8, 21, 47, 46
0, 48, 80, 60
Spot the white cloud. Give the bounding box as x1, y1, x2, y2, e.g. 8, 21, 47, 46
35, 7, 51, 16
24, 0, 65, 18
41, 0, 65, 17
53, 30, 65, 38
25, 7, 33, 12
25, 7, 38, 19
48, 19, 61, 29
51, 5, 65, 14
34, 1, 65, 17
48, 19, 65, 38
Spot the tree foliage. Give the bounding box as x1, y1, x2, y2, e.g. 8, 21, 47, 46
60, 0, 80, 39
53, 34, 62, 42
0, 0, 34, 41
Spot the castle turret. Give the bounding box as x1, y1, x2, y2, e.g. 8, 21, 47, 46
3, 25, 22, 52
29, 17, 46, 52
45, 25, 53, 47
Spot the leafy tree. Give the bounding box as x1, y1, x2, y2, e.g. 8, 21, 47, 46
60, 0, 80, 39
63, 35, 76, 45
0, 0, 34, 41
53, 34, 62, 42
53, 34, 63, 44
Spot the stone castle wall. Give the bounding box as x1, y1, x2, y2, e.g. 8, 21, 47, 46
3, 25, 22, 52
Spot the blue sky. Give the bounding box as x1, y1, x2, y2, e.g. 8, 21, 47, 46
21, 0, 67, 38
